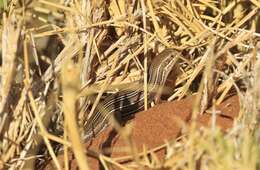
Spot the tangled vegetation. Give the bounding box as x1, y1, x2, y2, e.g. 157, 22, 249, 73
0, 0, 260, 169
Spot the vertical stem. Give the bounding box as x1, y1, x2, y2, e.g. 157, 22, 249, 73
62, 58, 90, 170
141, 0, 148, 110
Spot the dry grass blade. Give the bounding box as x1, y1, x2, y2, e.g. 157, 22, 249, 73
0, 13, 21, 135
61, 57, 89, 170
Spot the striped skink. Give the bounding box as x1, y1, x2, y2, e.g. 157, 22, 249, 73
83, 49, 180, 141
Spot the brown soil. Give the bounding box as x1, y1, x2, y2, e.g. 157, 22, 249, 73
45, 95, 239, 170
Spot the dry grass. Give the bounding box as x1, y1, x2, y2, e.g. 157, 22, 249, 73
0, 0, 259, 169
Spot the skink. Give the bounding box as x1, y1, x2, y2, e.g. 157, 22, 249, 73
83, 49, 180, 141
